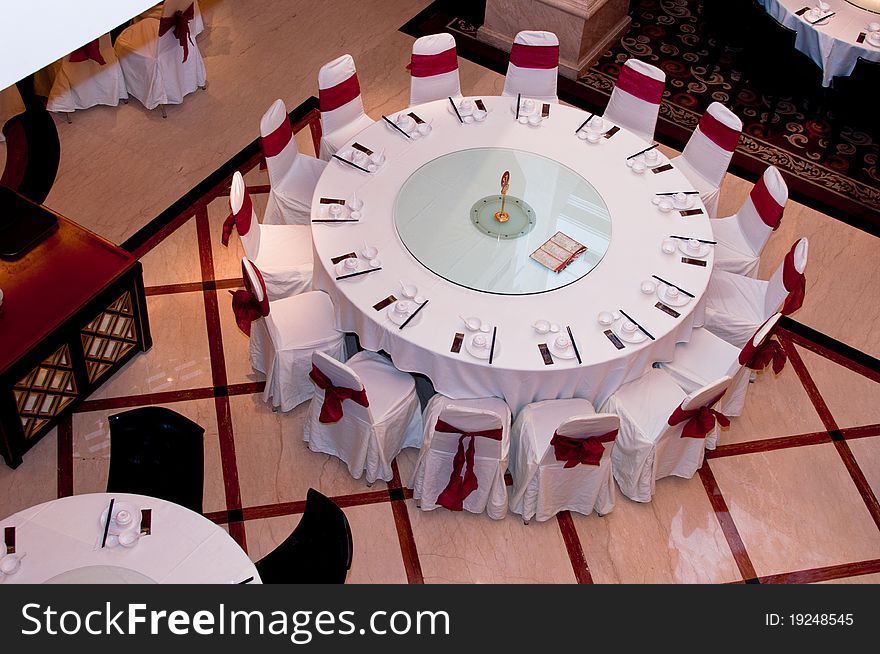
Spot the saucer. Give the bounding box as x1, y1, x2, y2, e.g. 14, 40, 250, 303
655, 282, 692, 307
335, 259, 364, 276
612, 319, 648, 344
465, 332, 496, 359
549, 339, 577, 359
387, 303, 413, 326
323, 204, 350, 220
677, 240, 711, 258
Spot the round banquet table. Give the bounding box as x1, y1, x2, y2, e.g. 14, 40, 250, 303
758, 0, 880, 86
0, 493, 260, 584
310, 97, 715, 415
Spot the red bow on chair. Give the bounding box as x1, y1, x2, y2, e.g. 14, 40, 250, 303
159, 4, 195, 63
550, 430, 617, 468
743, 337, 787, 374
221, 212, 236, 246
434, 419, 503, 511
782, 245, 806, 315
231, 290, 264, 336
668, 393, 729, 439
69, 38, 105, 65
308, 365, 369, 423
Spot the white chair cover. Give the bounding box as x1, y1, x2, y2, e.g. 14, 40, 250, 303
659, 313, 783, 435
303, 351, 423, 485
46, 34, 128, 113
115, 0, 207, 111
712, 166, 788, 277
260, 99, 327, 225
318, 54, 374, 160
670, 102, 742, 217
228, 171, 313, 299
412, 394, 511, 520
602, 370, 732, 502
603, 58, 665, 142
409, 33, 462, 106
501, 31, 559, 104
241, 259, 345, 412
704, 238, 808, 347
139, 0, 205, 37
509, 399, 619, 522
0, 85, 26, 143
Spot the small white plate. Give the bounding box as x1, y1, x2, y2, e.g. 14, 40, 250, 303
868, 32, 880, 47
612, 319, 648, 344
655, 282, 692, 307
677, 240, 711, 258
549, 339, 577, 359
465, 332, 496, 359
386, 303, 413, 326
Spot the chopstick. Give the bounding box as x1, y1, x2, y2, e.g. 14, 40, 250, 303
515, 93, 521, 120
669, 235, 717, 245
101, 498, 115, 548
651, 274, 695, 298
566, 325, 582, 364
626, 143, 659, 160
655, 191, 700, 196
331, 154, 370, 173
311, 219, 359, 223
399, 299, 429, 330
382, 115, 411, 139
618, 309, 655, 340
449, 97, 463, 123
489, 326, 497, 364
238, 577, 254, 584
810, 11, 835, 24
335, 267, 382, 280
575, 113, 594, 134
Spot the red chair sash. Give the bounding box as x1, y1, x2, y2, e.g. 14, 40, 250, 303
434, 419, 503, 511
667, 393, 729, 439
699, 110, 740, 152
782, 243, 806, 315
231, 290, 266, 336
308, 365, 370, 424
158, 4, 195, 63
69, 38, 105, 65
319, 74, 360, 112
739, 337, 787, 373
615, 64, 664, 104
221, 191, 254, 246
550, 430, 617, 468
751, 174, 784, 230
509, 43, 559, 70
261, 118, 292, 158
409, 47, 458, 77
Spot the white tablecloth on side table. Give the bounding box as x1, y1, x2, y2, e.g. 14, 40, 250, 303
0, 493, 259, 584
310, 97, 715, 415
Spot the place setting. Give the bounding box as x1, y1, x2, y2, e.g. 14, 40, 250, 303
383, 110, 433, 139
448, 97, 489, 124
603, 308, 655, 345
312, 192, 365, 223
333, 243, 382, 280
864, 22, 880, 47
386, 281, 429, 329
0, 526, 25, 581
456, 315, 497, 362
512, 93, 548, 127
802, 2, 835, 25
332, 143, 386, 173
625, 143, 663, 175
652, 191, 702, 216
96, 498, 144, 550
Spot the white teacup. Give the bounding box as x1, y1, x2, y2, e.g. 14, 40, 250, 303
459, 99, 475, 114
589, 116, 604, 131
118, 530, 139, 548
645, 148, 660, 164
622, 320, 637, 334
114, 509, 132, 527
549, 323, 560, 333
555, 335, 571, 350
343, 258, 358, 271
462, 115, 474, 124
522, 98, 535, 113
473, 110, 487, 122
673, 192, 689, 208
661, 239, 676, 254
640, 280, 656, 294
473, 334, 488, 348
398, 115, 416, 132
598, 311, 614, 326
817, 1, 830, 12
480, 323, 491, 333
632, 160, 647, 174
328, 203, 343, 216
665, 286, 680, 301
687, 238, 701, 253
393, 301, 409, 315
533, 319, 551, 334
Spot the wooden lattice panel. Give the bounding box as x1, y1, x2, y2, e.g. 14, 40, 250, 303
14, 344, 78, 438
81, 291, 138, 383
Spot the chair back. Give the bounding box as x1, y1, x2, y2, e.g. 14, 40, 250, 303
735, 165, 788, 255
766, 238, 808, 317
229, 171, 260, 257
680, 102, 741, 187
680, 375, 733, 414
604, 58, 666, 141
241, 257, 270, 315
738, 312, 783, 366
310, 351, 373, 423
106, 406, 205, 514
538, 413, 619, 466
157, 0, 196, 56
431, 405, 504, 460
260, 99, 299, 188
502, 30, 559, 103
319, 54, 366, 135
256, 488, 352, 583
409, 33, 461, 106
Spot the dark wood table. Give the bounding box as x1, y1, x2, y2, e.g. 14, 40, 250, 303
0, 194, 151, 468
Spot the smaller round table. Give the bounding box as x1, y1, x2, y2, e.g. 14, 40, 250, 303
0, 493, 259, 584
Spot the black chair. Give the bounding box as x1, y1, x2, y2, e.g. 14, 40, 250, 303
106, 406, 205, 514
828, 56, 880, 141
256, 488, 353, 584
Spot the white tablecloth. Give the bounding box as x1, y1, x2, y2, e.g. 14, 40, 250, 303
0, 493, 259, 584
759, 0, 880, 86
311, 97, 714, 415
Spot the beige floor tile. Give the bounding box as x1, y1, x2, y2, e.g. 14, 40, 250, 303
207, 195, 247, 281
0, 430, 58, 518
847, 436, 880, 501
794, 345, 880, 429
230, 393, 387, 509
70, 398, 227, 514
140, 216, 202, 287
709, 444, 880, 577
243, 502, 407, 583
574, 476, 741, 583
406, 499, 577, 583
217, 291, 262, 386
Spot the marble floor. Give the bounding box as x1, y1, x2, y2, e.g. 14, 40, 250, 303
1, 0, 878, 583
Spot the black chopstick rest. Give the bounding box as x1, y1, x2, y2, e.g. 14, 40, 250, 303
398, 299, 429, 330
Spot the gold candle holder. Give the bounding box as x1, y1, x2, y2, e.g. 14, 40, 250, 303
494, 170, 510, 223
